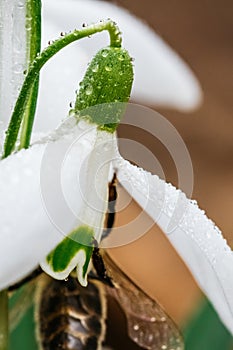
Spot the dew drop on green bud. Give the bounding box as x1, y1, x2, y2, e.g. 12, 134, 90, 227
85, 85, 93, 95
92, 64, 99, 73
101, 49, 109, 58
118, 54, 124, 61
105, 65, 112, 72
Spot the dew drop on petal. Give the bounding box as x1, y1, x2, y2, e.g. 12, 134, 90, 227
13, 63, 24, 74
103, 143, 110, 152
77, 120, 88, 130
17, 1, 24, 8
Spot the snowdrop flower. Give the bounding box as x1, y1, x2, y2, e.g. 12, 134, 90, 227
1, 0, 232, 341
1, 108, 233, 335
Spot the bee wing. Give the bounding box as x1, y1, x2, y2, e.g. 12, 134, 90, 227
104, 252, 184, 350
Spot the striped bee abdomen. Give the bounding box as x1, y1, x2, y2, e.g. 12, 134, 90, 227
35, 275, 106, 350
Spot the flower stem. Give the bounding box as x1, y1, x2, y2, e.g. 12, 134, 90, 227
19, 0, 41, 151
2, 20, 122, 158
0, 290, 8, 350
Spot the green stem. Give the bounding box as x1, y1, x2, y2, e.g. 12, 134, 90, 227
0, 290, 8, 350
2, 20, 122, 159
19, 0, 41, 150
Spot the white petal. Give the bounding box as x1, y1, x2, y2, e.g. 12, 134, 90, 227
40, 128, 115, 284
34, 18, 87, 133
0, 119, 98, 289
37, 0, 202, 134
114, 157, 233, 334
0, 1, 27, 128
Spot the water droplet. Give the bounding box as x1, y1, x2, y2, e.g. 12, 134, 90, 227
161, 345, 167, 350
92, 64, 99, 73
82, 23, 87, 27
101, 50, 109, 58
105, 65, 112, 72
69, 109, 75, 117
13, 64, 24, 74
133, 324, 139, 331
60, 32, 65, 37
69, 102, 74, 108
150, 317, 156, 322
103, 143, 110, 152
85, 85, 93, 95
64, 277, 68, 281
23, 70, 27, 75
48, 40, 53, 45
18, 1, 24, 8
78, 120, 88, 130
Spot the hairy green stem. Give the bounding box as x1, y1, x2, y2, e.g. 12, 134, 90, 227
0, 290, 8, 350
19, 0, 41, 150
3, 20, 122, 158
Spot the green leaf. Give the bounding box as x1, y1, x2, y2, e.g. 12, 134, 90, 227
10, 305, 37, 350
184, 299, 233, 350
0, 290, 8, 350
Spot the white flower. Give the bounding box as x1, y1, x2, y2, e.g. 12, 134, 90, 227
0, 112, 233, 334
2, 0, 232, 340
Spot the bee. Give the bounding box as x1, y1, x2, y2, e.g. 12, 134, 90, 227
9, 173, 184, 350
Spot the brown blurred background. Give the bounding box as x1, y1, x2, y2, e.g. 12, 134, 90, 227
105, 0, 233, 334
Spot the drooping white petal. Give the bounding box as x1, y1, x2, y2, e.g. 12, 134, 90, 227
0, 118, 99, 290
40, 127, 115, 285
0, 0, 27, 128
114, 156, 233, 334
36, 0, 202, 133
